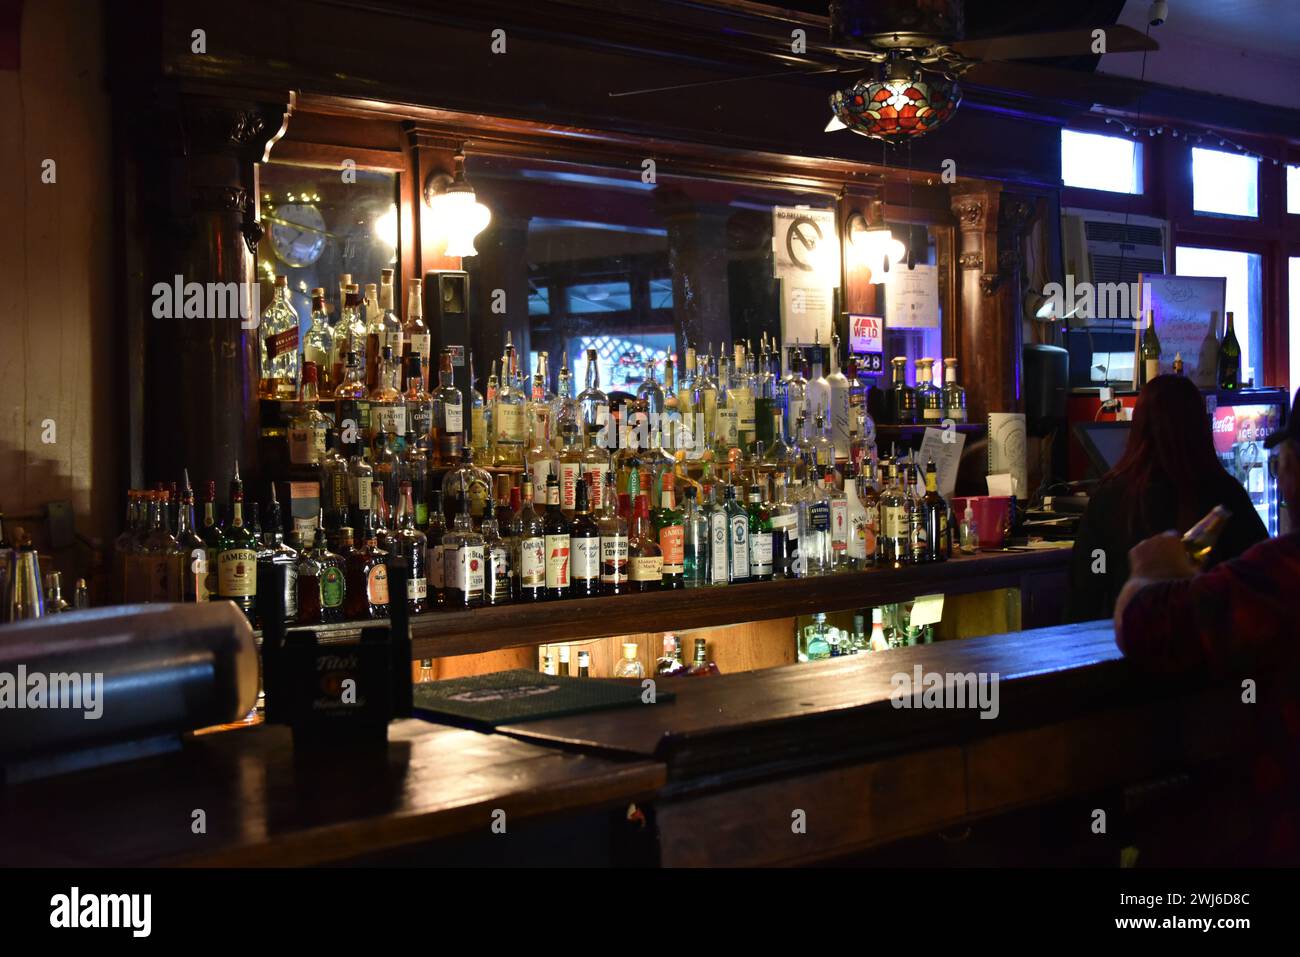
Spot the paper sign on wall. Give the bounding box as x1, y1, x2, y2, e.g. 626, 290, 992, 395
917, 427, 966, 501
774, 205, 838, 346
884, 263, 940, 329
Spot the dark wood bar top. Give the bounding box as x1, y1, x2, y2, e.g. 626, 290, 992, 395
293, 546, 1073, 659
500, 621, 1220, 789
0, 720, 663, 867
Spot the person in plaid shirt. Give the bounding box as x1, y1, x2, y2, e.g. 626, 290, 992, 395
1115, 389, 1300, 864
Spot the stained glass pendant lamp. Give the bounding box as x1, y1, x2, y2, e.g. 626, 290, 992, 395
827, 55, 961, 142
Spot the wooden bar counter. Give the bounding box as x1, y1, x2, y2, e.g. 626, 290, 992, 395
0, 614, 1248, 867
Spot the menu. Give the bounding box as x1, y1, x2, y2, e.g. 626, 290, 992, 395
1138, 273, 1225, 389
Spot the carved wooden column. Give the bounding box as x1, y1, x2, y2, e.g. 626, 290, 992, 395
133, 89, 292, 492
950, 184, 1022, 423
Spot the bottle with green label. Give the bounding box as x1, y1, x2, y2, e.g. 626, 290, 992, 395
297, 512, 346, 624
215, 462, 258, 621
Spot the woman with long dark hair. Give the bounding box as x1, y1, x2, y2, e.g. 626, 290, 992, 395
1066, 375, 1267, 621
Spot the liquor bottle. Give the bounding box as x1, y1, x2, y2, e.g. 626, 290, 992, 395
885, 357, 917, 425
553, 353, 578, 452
541, 651, 556, 676
425, 488, 447, 605
259, 275, 300, 400
807, 332, 831, 432
768, 472, 799, 579
754, 340, 777, 448
493, 332, 527, 467
941, 358, 967, 423
577, 650, 591, 677
746, 484, 774, 581
138, 489, 179, 602
517, 478, 548, 602
526, 404, 558, 506
429, 347, 464, 467
713, 351, 739, 455
905, 461, 927, 563
656, 635, 687, 675
468, 350, 489, 455
555, 645, 571, 677
543, 472, 572, 600
1140, 308, 1161, 384
334, 350, 371, 448
372, 426, 401, 518
174, 471, 207, 602
198, 480, 221, 603
635, 356, 665, 431
732, 343, 757, 451
581, 429, 612, 512
262, 487, 301, 622
440, 447, 492, 525
392, 481, 428, 613
403, 355, 433, 451
288, 361, 330, 478
577, 347, 610, 449
215, 463, 258, 620
369, 345, 407, 452
799, 474, 833, 577
783, 347, 808, 445
528, 351, 554, 445
917, 359, 944, 424
722, 485, 751, 584
825, 471, 848, 569
812, 408, 835, 471
334, 285, 368, 396
692, 348, 719, 453
681, 485, 708, 589
336, 273, 352, 325
613, 642, 645, 679
675, 345, 697, 456
362, 281, 390, 390
557, 405, 585, 515
442, 476, 485, 609
297, 514, 345, 624
921, 459, 950, 563
1217, 311, 1241, 391
846, 461, 873, 569
597, 470, 628, 595
686, 637, 721, 676
480, 515, 512, 606
653, 477, 685, 589
303, 287, 335, 397
401, 431, 429, 527
345, 513, 390, 621
403, 279, 431, 390
112, 490, 140, 602
827, 334, 851, 461
568, 477, 601, 597
702, 484, 729, 587
627, 493, 663, 592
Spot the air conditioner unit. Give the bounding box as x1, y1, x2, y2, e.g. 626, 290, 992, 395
1061, 208, 1168, 325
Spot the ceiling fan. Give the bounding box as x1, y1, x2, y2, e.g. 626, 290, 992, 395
610, 0, 1158, 141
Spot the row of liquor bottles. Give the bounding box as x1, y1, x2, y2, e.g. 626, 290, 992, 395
259, 268, 969, 475
113, 447, 965, 626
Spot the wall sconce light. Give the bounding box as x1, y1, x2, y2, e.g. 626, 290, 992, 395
423, 151, 491, 257
847, 205, 905, 283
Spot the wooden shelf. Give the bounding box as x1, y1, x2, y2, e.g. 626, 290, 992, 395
291, 548, 1071, 660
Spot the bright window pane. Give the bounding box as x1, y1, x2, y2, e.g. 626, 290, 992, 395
1176, 245, 1264, 387
569, 334, 675, 393
1288, 165, 1300, 215
565, 281, 631, 314
528, 284, 549, 316
1061, 129, 1142, 194
1290, 257, 1300, 393
1191, 148, 1258, 218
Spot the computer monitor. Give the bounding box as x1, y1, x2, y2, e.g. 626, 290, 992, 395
1074, 421, 1131, 480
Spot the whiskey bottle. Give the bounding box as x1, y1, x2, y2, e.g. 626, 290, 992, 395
597, 470, 628, 595
138, 489, 179, 602
302, 287, 335, 397
369, 346, 408, 452
425, 488, 447, 605
921, 459, 950, 563
334, 284, 367, 397
334, 350, 371, 447
627, 493, 662, 593
175, 471, 207, 602
468, 349, 488, 455
569, 477, 601, 597
493, 332, 527, 467
941, 358, 967, 423
288, 361, 330, 479
440, 447, 492, 525
481, 515, 512, 606
215, 463, 258, 620
654, 478, 685, 589
198, 480, 221, 602
441, 476, 485, 609
685, 637, 721, 676
656, 635, 687, 675
768, 472, 799, 579
543, 473, 572, 600
258, 487, 299, 625
885, 357, 917, 425
917, 358, 944, 424
297, 514, 345, 624
402, 278, 431, 389
517, 478, 547, 602
345, 514, 390, 621
259, 275, 300, 400
431, 347, 465, 467
404, 355, 433, 453
392, 481, 428, 613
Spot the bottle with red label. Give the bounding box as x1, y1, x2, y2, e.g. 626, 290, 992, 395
627, 493, 663, 593
441, 474, 485, 608
653, 477, 684, 589
345, 509, 390, 620
569, 476, 601, 597
543, 472, 571, 600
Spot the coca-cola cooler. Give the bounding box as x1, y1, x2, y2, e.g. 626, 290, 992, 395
1209, 389, 1288, 537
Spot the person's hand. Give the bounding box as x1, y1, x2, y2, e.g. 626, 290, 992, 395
1127, 530, 1197, 582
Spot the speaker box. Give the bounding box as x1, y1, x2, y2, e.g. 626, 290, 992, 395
424, 269, 471, 397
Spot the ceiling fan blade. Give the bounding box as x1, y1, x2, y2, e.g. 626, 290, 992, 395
962, 60, 1144, 108
608, 64, 850, 98
950, 25, 1157, 62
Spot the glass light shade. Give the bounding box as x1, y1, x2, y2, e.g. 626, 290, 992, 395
431, 188, 491, 257
829, 71, 961, 142
852, 225, 906, 283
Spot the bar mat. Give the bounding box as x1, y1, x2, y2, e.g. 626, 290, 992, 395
413, 669, 673, 729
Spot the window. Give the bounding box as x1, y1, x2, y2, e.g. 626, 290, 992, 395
1061, 129, 1143, 194
1176, 246, 1264, 387
528, 283, 550, 316
1288, 165, 1300, 215
1191, 148, 1259, 218
565, 281, 632, 314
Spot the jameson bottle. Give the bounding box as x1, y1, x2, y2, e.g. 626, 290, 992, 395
655, 478, 685, 589
517, 479, 547, 602
1217, 311, 1241, 391
598, 469, 629, 594
569, 478, 601, 597
215, 462, 258, 620
543, 473, 572, 600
